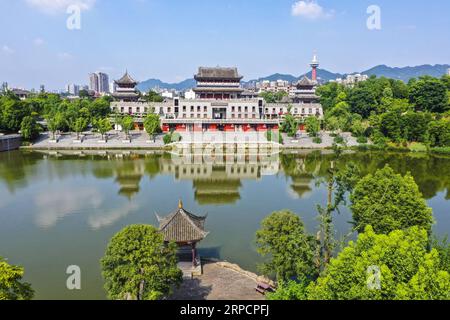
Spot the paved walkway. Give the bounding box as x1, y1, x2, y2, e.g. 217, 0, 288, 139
30, 131, 164, 149
283, 132, 360, 148
170, 261, 266, 300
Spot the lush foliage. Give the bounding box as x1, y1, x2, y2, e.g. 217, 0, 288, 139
317, 75, 450, 149
307, 226, 450, 300
100, 225, 182, 300
143, 114, 161, 140
350, 165, 433, 234
20, 116, 41, 141
0, 257, 34, 300
305, 116, 320, 138
255, 210, 315, 281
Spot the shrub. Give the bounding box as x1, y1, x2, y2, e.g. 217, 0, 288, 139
312, 137, 322, 144
334, 135, 345, 144
163, 134, 172, 145
356, 136, 368, 144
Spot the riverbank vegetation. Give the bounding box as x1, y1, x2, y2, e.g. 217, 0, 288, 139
317, 75, 450, 153
100, 225, 182, 300
0, 257, 34, 300
0, 91, 163, 143
258, 149, 450, 300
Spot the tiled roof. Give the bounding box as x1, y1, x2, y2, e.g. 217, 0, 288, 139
115, 71, 137, 85
156, 203, 209, 243
195, 67, 243, 80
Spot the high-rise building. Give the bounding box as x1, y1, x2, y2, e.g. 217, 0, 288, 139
89, 73, 99, 93
109, 81, 117, 94
447, 68, 450, 76
40, 85, 45, 93
89, 72, 110, 94
1, 82, 8, 93
97, 72, 109, 93
66, 84, 80, 96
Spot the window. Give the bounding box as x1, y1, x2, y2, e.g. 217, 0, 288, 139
232, 106, 235, 112
128, 107, 132, 113
121, 107, 124, 112
168, 107, 171, 113
252, 107, 256, 112
191, 106, 194, 112
136, 107, 140, 113
204, 114, 207, 119
197, 106, 201, 112
245, 106, 248, 112
183, 114, 186, 118
309, 108, 312, 114
183, 106, 186, 112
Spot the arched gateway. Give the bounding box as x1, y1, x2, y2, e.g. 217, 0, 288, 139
156, 201, 209, 271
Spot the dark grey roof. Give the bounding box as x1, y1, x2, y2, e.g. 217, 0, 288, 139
156, 203, 209, 243
115, 71, 137, 85
296, 76, 314, 87
195, 67, 243, 80
11, 88, 31, 95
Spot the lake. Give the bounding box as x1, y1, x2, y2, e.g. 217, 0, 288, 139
0, 149, 449, 299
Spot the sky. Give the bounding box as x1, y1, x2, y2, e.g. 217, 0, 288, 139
0, 0, 449, 91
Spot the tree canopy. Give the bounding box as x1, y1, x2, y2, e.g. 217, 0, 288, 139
255, 210, 316, 281
307, 226, 450, 300
100, 225, 182, 300
0, 257, 34, 300
350, 165, 433, 234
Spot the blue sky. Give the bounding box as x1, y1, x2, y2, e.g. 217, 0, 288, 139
0, 0, 449, 90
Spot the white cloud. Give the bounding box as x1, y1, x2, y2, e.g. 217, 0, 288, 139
2, 45, 14, 55
25, 0, 96, 14
34, 37, 45, 46
291, 1, 333, 20
57, 52, 74, 60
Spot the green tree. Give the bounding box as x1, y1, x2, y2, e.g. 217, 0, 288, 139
428, 118, 450, 147
0, 257, 34, 300
20, 116, 41, 141
71, 117, 88, 140
348, 84, 379, 118
121, 115, 134, 140
46, 112, 66, 140
410, 77, 448, 113
100, 225, 182, 300
255, 210, 315, 281
143, 114, 161, 142
145, 90, 164, 103
305, 116, 320, 138
307, 226, 450, 300
350, 165, 433, 234
94, 118, 112, 141
280, 114, 298, 137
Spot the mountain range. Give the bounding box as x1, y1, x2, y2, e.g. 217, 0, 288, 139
136, 64, 450, 92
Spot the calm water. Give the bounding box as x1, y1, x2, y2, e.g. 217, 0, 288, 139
0, 149, 449, 300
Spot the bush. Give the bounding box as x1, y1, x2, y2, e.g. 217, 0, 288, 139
409, 142, 427, 153
356, 136, 368, 144
334, 135, 345, 144
312, 137, 322, 144
171, 132, 181, 143
163, 134, 172, 145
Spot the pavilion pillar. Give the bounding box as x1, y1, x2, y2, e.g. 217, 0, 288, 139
192, 243, 197, 267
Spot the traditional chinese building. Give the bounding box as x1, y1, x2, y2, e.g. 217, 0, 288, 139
112, 71, 140, 102
194, 67, 244, 100
111, 55, 324, 133
156, 201, 209, 270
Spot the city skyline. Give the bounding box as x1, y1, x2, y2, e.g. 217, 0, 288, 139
1, 0, 449, 90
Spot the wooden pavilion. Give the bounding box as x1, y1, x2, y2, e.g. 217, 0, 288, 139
156, 201, 209, 268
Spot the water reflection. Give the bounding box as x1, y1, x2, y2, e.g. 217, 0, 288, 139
1, 150, 449, 205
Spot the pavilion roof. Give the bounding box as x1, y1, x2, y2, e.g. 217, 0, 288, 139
195, 67, 243, 80
156, 201, 209, 243
115, 71, 138, 85
295, 76, 314, 87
